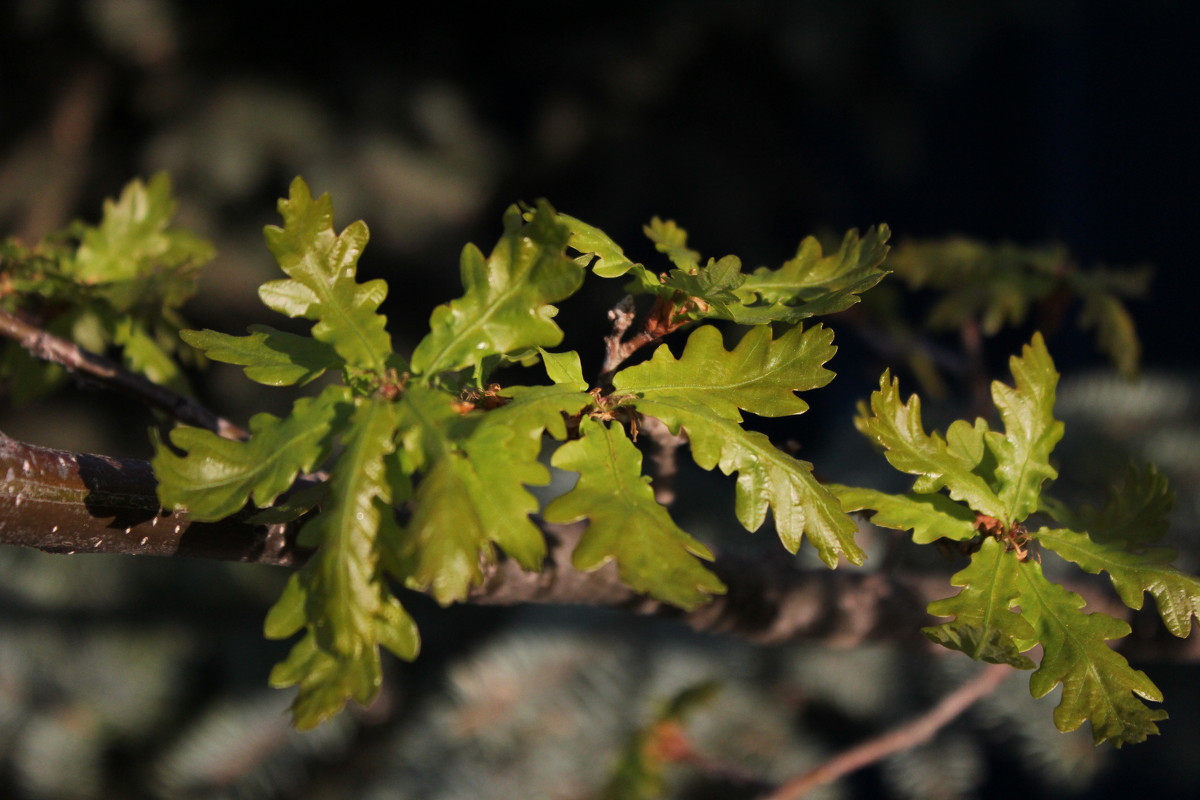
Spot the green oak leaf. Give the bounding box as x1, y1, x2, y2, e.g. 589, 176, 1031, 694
154, 384, 350, 520
181, 324, 341, 386
853, 370, 1006, 520
921, 537, 1036, 668
614, 323, 836, 420
731, 225, 891, 322
71, 172, 215, 285
396, 383, 593, 604
111, 314, 189, 394
644, 217, 701, 271
627, 396, 861, 566
266, 398, 418, 729
562, 213, 640, 278
1037, 527, 1200, 638
986, 332, 1064, 522
260, 177, 393, 375
1015, 557, 1166, 746
543, 418, 726, 609
410, 200, 583, 380
830, 485, 978, 544
538, 347, 590, 390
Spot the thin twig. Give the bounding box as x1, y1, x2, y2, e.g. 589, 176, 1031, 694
762, 662, 1012, 800
0, 308, 246, 439
598, 294, 690, 382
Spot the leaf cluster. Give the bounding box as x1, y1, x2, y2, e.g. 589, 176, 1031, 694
879, 237, 1148, 379
153, 179, 888, 727
0, 174, 214, 398
832, 335, 1192, 746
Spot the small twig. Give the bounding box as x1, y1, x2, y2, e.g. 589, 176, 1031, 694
599, 294, 690, 382
0, 308, 246, 439
600, 294, 638, 378
762, 662, 1012, 800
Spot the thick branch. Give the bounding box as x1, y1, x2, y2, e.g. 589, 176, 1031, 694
0, 433, 300, 566
2, 434, 1197, 660
0, 308, 246, 439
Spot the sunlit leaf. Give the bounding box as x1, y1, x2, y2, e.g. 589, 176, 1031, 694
1016, 557, 1166, 746
410, 200, 583, 379
260, 177, 393, 375
154, 384, 351, 520
543, 418, 726, 609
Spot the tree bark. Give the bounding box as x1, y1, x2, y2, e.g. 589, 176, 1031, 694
3, 433, 1197, 660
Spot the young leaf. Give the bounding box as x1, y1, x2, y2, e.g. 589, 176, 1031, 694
260, 177, 393, 375
921, 537, 1037, 668
985, 332, 1064, 522
644, 216, 701, 271
542, 417, 726, 609
732, 225, 891, 321
626, 396, 861, 566
830, 485, 978, 544
267, 398, 419, 729
410, 201, 583, 380
70, 172, 215, 284
181, 325, 340, 386
1015, 557, 1166, 746
612, 323, 836, 420
561, 213, 640, 278
853, 371, 1006, 520
154, 384, 351, 520
396, 383, 593, 604
612, 323, 859, 565
538, 347, 590, 390
1037, 527, 1200, 638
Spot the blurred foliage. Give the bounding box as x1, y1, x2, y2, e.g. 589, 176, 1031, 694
876, 236, 1148, 381
1, 173, 213, 400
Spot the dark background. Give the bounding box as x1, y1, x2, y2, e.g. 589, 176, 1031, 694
1, 2, 1197, 798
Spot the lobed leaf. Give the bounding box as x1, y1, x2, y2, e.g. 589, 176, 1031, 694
542, 418, 726, 609
266, 399, 419, 729
630, 396, 862, 566
613, 323, 836, 420
731, 225, 891, 322
830, 485, 978, 544
153, 384, 350, 520
410, 201, 583, 380
986, 332, 1064, 522
643, 217, 701, 271
561, 213, 640, 278
1015, 557, 1166, 746
854, 371, 1005, 520
921, 537, 1036, 667
70, 172, 214, 285
260, 177, 392, 375
181, 324, 340, 386
396, 383, 593, 604
1038, 527, 1200, 639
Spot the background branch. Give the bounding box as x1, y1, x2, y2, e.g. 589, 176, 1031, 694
764, 662, 1013, 800
0, 308, 246, 439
